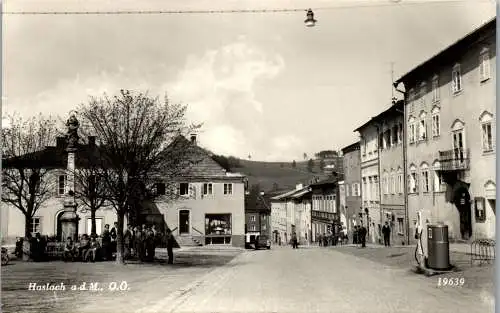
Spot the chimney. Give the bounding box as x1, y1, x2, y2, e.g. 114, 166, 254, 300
295, 183, 303, 190
190, 134, 197, 145
88, 136, 96, 147
56, 136, 66, 149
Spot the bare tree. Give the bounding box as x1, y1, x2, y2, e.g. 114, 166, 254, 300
78, 89, 201, 264
2, 114, 59, 237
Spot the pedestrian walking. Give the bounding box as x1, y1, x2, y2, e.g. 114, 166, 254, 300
318, 233, 323, 246
322, 233, 328, 247
165, 228, 174, 264
382, 221, 391, 247
145, 226, 155, 262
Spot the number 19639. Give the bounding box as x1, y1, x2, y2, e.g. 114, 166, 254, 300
438, 277, 465, 287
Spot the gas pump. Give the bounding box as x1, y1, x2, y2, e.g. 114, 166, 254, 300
414, 211, 428, 268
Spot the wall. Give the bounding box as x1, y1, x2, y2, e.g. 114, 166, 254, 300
342, 145, 362, 236
157, 181, 245, 247
404, 30, 496, 240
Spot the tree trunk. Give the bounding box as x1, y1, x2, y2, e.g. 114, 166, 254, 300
115, 210, 125, 264
24, 215, 32, 238
91, 208, 97, 237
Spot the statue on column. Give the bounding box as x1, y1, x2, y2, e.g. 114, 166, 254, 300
66, 112, 80, 150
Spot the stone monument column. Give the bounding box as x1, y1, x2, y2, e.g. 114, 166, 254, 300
59, 112, 80, 242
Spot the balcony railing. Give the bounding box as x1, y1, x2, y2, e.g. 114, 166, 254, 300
438, 148, 470, 171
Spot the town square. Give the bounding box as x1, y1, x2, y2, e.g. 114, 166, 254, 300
1, 0, 496, 312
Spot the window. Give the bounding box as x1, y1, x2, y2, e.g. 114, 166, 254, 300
418, 112, 427, 141
409, 165, 418, 193
452, 64, 462, 93
250, 215, 256, 222
373, 176, 379, 200
353, 183, 360, 197
452, 128, 466, 162
432, 161, 444, 192
391, 171, 396, 195
392, 125, 398, 146
479, 48, 491, 82
205, 214, 232, 244
383, 173, 389, 195
431, 107, 441, 137
179, 183, 189, 195
398, 171, 403, 194
58, 175, 66, 195
29, 217, 41, 234
432, 75, 440, 102
87, 217, 103, 236
480, 111, 494, 153
397, 217, 404, 235
421, 164, 429, 193
419, 82, 426, 108
155, 183, 166, 195
408, 117, 416, 143
223, 183, 233, 195
203, 183, 213, 195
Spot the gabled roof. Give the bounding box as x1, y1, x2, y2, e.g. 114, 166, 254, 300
309, 176, 339, 187
341, 141, 360, 154
353, 100, 404, 133
245, 193, 272, 212
395, 17, 496, 86
290, 188, 312, 199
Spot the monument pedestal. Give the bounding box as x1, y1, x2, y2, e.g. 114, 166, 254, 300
60, 203, 79, 241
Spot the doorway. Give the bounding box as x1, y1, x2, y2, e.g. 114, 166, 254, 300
454, 187, 472, 240
179, 210, 190, 235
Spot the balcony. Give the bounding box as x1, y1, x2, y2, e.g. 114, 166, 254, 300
438, 148, 470, 171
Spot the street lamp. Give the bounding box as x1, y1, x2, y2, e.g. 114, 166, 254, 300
304, 9, 317, 27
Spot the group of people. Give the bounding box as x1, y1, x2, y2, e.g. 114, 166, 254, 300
62, 223, 175, 264
352, 224, 368, 247
15, 233, 47, 261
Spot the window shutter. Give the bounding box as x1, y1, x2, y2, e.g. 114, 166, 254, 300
485, 56, 491, 79
479, 56, 485, 80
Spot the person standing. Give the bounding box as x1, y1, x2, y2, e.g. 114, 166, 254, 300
318, 233, 323, 247
382, 221, 391, 247
165, 228, 174, 264
110, 222, 118, 256
359, 224, 367, 248
291, 232, 298, 249
101, 224, 112, 260
123, 224, 133, 260
134, 226, 145, 261
145, 226, 155, 262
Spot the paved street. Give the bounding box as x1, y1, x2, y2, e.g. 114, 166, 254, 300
140, 246, 493, 313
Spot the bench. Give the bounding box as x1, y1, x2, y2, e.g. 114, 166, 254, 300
470, 239, 495, 266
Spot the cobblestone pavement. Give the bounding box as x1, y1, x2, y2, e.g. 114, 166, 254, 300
1, 249, 241, 313
141, 246, 494, 313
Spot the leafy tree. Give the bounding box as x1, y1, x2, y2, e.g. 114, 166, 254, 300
2, 114, 59, 237
78, 89, 200, 264
307, 158, 314, 173
315, 150, 338, 159
319, 159, 326, 170
292, 160, 296, 168
303, 153, 307, 160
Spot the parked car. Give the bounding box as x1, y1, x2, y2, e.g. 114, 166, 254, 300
254, 235, 271, 250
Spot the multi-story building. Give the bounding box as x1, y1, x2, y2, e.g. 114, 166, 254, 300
341, 141, 362, 236
245, 191, 271, 245
270, 185, 312, 245
2, 134, 247, 248
310, 178, 338, 242
338, 180, 347, 230
394, 18, 496, 241
375, 101, 407, 245
354, 122, 381, 243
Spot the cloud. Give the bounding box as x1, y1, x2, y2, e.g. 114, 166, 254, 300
164, 38, 286, 159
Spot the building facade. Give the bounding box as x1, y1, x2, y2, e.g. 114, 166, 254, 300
395, 18, 496, 241
2, 135, 247, 248
310, 179, 338, 242
341, 141, 362, 237
245, 192, 271, 245
354, 123, 381, 243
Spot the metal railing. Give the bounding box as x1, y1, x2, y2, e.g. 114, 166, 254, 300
438, 148, 470, 171
471, 239, 495, 266
192, 227, 204, 235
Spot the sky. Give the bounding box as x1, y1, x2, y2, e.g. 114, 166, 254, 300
2, 0, 496, 162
